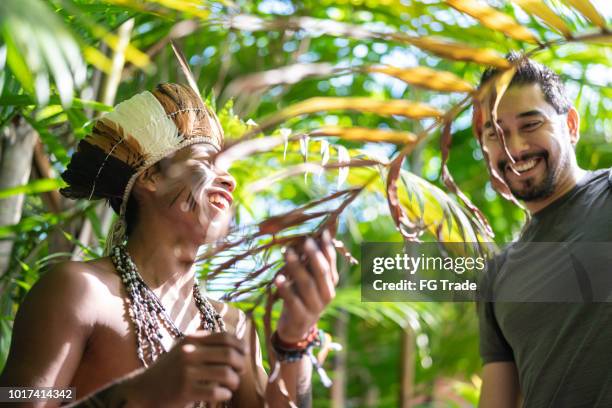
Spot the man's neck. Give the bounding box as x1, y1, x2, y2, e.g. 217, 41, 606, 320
125, 223, 200, 301
525, 166, 587, 214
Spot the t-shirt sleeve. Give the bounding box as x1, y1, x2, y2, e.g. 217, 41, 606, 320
477, 256, 514, 364
477, 301, 514, 364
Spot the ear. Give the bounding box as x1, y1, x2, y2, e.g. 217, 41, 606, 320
566, 106, 580, 145
133, 167, 161, 196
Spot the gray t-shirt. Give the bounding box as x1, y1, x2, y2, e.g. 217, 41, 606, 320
478, 168, 612, 407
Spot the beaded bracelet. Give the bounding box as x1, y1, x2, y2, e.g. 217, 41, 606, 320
270, 327, 337, 388
271, 326, 321, 363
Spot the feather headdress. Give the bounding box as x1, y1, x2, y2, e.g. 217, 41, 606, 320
61, 45, 224, 254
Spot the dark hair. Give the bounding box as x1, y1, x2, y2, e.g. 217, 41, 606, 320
479, 51, 572, 114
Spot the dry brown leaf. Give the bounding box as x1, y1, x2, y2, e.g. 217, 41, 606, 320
365, 65, 475, 93
480, 137, 521, 205
563, 0, 607, 28
311, 125, 419, 145
258, 210, 328, 236
472, 66, 527, 207
256, 188, 360, 235
332, 238, 359, 265
473, 65, 525, 207
387, 154, 423, 241
446, 0, 540, 43
439, 119, 494, 237
390, 34, 512, 68
490, 67, 517, 113
489, 66, 518, 166
512, 0, 572, 37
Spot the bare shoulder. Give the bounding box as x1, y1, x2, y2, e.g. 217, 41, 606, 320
23, 257, 121, 324
0, 258, 122, 386
38, 257, 119, 294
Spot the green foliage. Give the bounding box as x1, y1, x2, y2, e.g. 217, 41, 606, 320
0, 0, 610, 405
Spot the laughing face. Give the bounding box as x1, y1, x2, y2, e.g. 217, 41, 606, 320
480, 83, 579, 202
138, 143, 236, 245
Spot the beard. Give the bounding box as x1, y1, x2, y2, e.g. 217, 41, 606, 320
498, 150, 562, 202
508, 167, 555, 201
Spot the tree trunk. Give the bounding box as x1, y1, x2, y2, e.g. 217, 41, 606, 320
330, 310, 348, 408
399, 325, 415, 408
0, 118, 37, 277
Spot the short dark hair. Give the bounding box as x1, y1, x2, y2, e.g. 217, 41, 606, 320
479, 51, 572, 114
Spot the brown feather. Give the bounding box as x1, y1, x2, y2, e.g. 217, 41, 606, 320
153, 83, 224, 147
171, 41, 202, 100
86, 118, 147, 168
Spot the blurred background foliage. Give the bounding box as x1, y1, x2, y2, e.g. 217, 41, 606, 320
0, 0, 610, 406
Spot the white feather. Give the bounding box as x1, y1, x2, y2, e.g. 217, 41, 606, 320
105, 91, 180, 161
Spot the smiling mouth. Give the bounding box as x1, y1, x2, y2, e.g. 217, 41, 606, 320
208, 192, 232, 210
501, 152, 547, 176
509, 157, 540, 174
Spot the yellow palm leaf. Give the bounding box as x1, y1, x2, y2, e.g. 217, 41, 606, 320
311, 126, 419, 145
282, 97, 443, 119
512, 0, 572, 37
249, 97, 442, 136
366, 65, 475, 93
446, 0, 540, 43
563, 0, 607, 29
392, 35, 512, 68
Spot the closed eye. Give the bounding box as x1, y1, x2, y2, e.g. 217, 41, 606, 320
193, 155, 212, 163
190, 157, 214, 169
521, 121, 543, 132
484, 127, 509, 141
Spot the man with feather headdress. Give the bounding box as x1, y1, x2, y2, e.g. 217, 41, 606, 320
0, 81, 338, 408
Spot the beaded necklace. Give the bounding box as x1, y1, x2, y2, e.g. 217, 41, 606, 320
111, 243, 227, 407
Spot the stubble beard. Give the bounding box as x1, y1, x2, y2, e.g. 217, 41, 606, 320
504, 151, 569, 202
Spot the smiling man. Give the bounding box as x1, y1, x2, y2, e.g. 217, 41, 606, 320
474, 53, 612, 407
0, 83, 338, 407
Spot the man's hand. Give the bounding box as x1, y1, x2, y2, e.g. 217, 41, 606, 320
274, 229, 339, 344
130, 332, 247, 407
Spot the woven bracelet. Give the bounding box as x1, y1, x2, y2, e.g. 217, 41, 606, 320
271, 327, 322, 363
